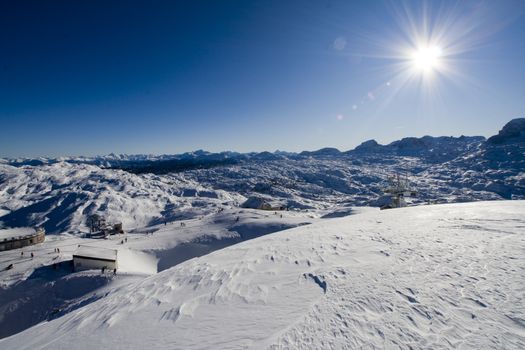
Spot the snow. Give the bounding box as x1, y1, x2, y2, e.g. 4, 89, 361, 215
117, 248, 157, 275
1, 201, 523, 349
0, 227, 35, 240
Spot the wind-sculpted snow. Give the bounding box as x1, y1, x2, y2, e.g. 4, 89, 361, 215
0, 207, 319, 340
2, 201, 523, 349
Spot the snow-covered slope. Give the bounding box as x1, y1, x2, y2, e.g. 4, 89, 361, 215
0, 206, 321, 339
2, 201, 523, 349
0, 162, 243, 233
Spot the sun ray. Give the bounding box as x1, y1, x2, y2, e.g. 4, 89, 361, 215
336, 0, 523, 116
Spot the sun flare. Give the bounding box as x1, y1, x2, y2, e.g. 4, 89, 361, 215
412, 46, 442, 72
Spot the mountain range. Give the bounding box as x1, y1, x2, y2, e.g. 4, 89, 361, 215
0, 118, 523, 234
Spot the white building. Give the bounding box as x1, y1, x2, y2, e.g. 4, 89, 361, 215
73, 245, 118, 272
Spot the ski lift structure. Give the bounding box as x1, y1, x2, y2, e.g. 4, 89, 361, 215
380, 172, 417, 210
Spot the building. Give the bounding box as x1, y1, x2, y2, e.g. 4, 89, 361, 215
87, 214, 124, 237
0, 227, 45, 252
73, 245, 118, 272
242, 196, 286, 211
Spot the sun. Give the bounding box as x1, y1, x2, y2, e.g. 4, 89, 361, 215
412, 46, 442, 72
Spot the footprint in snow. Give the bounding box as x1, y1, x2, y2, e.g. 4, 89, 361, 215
161, 307, 180, 323
303, 273, 327, 293
466, 297, 487, 308
396, 290, 418, 304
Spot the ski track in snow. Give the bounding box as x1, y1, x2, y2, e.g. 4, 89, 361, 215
0, 201, 523, 349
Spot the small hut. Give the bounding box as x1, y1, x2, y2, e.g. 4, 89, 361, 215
73, 245, 118, 272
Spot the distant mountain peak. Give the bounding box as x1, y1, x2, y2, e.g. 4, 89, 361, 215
353, 139, 381, 152
299, 148, 341, 157
487, 118, 525, 145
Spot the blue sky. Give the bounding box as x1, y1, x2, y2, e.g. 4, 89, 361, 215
1, 0, 524, 157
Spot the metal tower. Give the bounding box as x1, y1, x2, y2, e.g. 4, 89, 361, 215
381, 173, 417, 209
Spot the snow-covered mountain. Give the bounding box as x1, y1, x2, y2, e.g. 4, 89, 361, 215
350, 135, 485, 162
423, 118, 525, 199
0, 162, 243, 233
1, 119, 523, 234
1, 201, 523, 349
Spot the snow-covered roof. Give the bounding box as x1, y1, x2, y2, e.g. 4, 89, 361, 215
73, 245, 117, 261
0, 227, 36, 241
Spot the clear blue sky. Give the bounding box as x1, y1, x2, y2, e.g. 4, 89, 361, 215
1, 0, 524, 157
